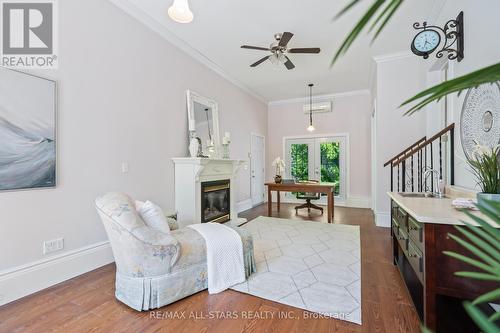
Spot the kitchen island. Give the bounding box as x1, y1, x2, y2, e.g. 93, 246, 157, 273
388, 191, 498, 333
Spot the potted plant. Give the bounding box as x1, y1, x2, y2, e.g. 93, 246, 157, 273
469, 144, 500, 205
272, 157, 285, 184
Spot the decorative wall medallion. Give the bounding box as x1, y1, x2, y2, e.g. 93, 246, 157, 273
460, 82, 500, 160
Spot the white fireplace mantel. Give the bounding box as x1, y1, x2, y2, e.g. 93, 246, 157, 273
172, 157, 247, 227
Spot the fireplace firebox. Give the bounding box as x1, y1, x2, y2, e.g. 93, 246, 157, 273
201, 180, 230, 223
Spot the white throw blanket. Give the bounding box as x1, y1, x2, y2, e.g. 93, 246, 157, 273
188, 223, 245, 294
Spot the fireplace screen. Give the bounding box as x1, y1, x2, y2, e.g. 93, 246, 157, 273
201, 180, 230, 223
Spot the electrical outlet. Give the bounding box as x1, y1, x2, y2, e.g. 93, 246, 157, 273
43, 238, 64, 255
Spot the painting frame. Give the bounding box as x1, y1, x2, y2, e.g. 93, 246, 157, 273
0, 67, 58, 192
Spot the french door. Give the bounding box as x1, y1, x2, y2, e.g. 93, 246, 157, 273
284, 135, 347, 202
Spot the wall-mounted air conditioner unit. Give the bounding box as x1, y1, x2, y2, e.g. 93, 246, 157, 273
303, 101, 332, 114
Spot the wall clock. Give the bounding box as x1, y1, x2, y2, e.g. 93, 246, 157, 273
411, 30, 441, 58
460, 82, 500, 161
411, 11, 464, 62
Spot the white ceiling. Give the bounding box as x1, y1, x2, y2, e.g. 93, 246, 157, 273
114, 0, 441, 102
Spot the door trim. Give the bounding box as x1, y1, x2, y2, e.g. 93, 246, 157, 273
250, 132, 266, 206
282, 133, 350, 204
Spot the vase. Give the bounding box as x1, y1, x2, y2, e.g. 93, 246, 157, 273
274, 175, 282, 184
476, 193, 500, 206
189, 138, 199, 157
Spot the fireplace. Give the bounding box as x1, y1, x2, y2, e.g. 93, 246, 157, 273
201, 179, 230, 223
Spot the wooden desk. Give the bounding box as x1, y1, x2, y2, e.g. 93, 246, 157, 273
265, 182, 335, 223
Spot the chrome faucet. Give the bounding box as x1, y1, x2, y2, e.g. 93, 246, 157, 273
423, 169, 444, 198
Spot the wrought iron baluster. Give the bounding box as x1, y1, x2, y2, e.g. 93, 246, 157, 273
424, 145, 427, 191
397, 164, 400, 192
417, 149, 421, 192
390, 165, 393, 191
402, 160, 406, 192
439, 136, 443, 180
411, 155, 414, 192
450, 127, 455, 185
430, 143, 434, 192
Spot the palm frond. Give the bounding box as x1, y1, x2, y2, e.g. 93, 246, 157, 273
454, 271, 500, 282
334, 0, 363, 19
401, 63, 500, 115
472, 288, 500, 306
490, 311, 500, 323
371, 0, 403, 41
332, 0, 402, 66
442, 251, 497, 275
447, 233, 499, 267
463, 302, 500, 332
453, 226, 500, 261
443, 200, 500, 332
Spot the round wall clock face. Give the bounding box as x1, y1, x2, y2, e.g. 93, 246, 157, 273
460, 82, 500, 160
411, 30, 441, 55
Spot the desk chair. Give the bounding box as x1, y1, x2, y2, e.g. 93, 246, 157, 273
294, 180, 323, 214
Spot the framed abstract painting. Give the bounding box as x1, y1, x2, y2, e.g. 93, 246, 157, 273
0, 68, 57, 191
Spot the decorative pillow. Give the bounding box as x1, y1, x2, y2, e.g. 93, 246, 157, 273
136, 200, 171, 234
136, 200, 177, 220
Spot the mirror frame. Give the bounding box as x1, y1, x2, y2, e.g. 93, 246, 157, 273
186, 89, 220, 155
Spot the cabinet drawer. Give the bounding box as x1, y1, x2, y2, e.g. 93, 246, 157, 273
396, 207, 408, 229
392, 217, 401, 238
408, 240, 424, 283
395, 228, 408, 253
408, 216, 424, 251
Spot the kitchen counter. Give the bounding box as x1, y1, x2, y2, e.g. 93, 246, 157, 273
387, 192, 498, 227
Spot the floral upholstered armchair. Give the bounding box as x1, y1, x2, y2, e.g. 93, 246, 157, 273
95, 192, 256, 311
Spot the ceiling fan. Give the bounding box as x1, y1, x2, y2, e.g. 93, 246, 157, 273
241, 32, 320, 70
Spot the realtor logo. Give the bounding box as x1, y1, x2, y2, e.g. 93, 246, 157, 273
1, 0, 58, 68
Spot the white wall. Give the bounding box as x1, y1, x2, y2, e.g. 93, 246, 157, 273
0, 0, 267, 304
373, 55, 427, 226
267, 91, 372, 207
429, 0, 500, 190
372, 0, 500, 226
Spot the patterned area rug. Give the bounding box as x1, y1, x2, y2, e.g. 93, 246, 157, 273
231, 216, 361, 325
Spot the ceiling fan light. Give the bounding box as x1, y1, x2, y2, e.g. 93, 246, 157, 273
269, 53, 286, 69
307, 124, 315, 132
168, 0, 193, 23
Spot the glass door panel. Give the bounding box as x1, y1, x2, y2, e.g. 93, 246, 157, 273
285, 138, 315, 181
315, 136, 346, 200
319, 141, 340, 196
285, 135, 346, 202
290, 143, 310, 181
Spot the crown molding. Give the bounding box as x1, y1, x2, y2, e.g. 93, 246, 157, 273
268, 89, 371, 107
108, 0, 268, 104
372, 51, 413, 63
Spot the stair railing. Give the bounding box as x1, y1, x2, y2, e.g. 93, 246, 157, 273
384, 123, 455, 193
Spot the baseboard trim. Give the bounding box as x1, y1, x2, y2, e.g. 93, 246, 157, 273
345, 196, 372, 209
237, 199, 253, 213
375, 212, 391, 228
0, 241, 114, 306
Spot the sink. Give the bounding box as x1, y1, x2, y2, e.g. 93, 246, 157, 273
399, 192, 447, 199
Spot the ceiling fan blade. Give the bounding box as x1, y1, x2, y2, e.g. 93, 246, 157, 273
284, 56, 295, 70
250, 55, 270, 67
241, 45, 270, 51
278, 32, 294, 47
288, 48, 321, 54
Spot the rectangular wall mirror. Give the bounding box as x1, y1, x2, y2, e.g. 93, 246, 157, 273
187, 90, 220, 157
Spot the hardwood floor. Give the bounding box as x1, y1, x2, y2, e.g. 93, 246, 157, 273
0, 204, 421, 333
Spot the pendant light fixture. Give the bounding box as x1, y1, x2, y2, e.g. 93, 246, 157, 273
307, 83, 315, 132
168, 0, 194, 24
